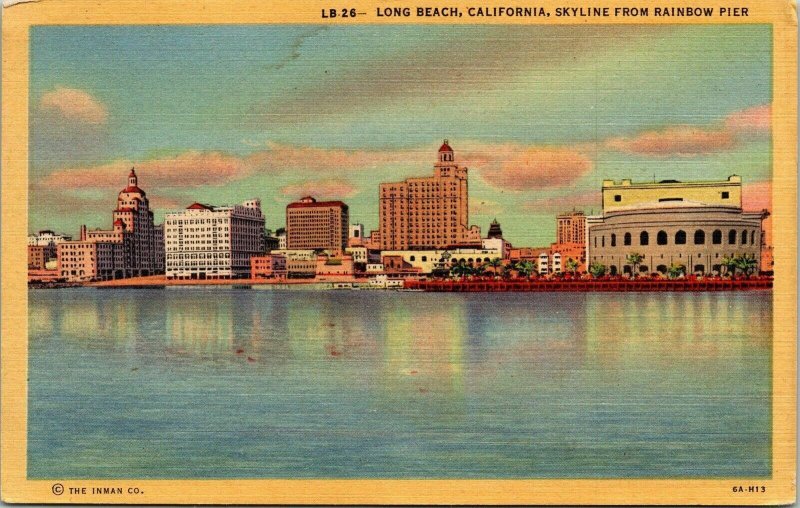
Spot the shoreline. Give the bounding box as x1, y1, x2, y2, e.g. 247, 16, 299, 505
28, 275, 774, 292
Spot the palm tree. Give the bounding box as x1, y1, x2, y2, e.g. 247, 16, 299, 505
450, 260, 471, 279
565, 257, 580, 275
734, 254, 758, 277
588, 261, 607, 278
514, 261, 534, 279
486, 257, 503, 276
667, 263, 685, 279
721, 256, 737, 277
625, 252, 644, 278
472, 263, 488, 278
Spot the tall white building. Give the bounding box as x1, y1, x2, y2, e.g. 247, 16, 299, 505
164, 199, 266, 279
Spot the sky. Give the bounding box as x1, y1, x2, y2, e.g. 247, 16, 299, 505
29, 24, 772, 246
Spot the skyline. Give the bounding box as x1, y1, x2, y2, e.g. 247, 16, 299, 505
30, 24, 772, 245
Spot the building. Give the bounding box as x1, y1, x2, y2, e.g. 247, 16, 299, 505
250, 254, 287, 279
487, 219, 503, 239
315, 254, 355, 278
286, 196, 349, 253
164, 199, 265, 279
28, 230, 71, 246
28, 244, 56, 270
379, 140, 481, 250
56, 169, 164, 281
587, 176, 768, 276
57, 240, 124, 282
557, 211, 586, 245
270, 249, 318, 278
348, 223, 365, 247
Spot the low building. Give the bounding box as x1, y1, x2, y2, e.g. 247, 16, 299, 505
250, 254, 287, 279
315, 254, 355, 278
345, 246, 369, 265
28, 230, 71, 247
587, 176, 767, 275
57, 240, 125, 282
165, 199, 266, 279
270, 249, 317, 278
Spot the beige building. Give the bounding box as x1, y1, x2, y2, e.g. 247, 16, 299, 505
286, 196, 349, 254
557, 211, 586, 245
588, 176, 767, 275
379, 140, 481, 250
57, 169, 164, 281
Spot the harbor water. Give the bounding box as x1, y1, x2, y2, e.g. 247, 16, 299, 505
28, 288, 772, 478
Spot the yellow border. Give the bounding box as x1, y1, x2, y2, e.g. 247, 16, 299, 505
2, 0, 796, 504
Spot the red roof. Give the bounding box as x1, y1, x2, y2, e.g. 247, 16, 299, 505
287, 200, 348, 209
117, 207, 135, 213
113, 219, 125, 227
438, 140, 453, 152
120, 185, 145, 195
129, 168, 136, 178
187, 202, 214, 210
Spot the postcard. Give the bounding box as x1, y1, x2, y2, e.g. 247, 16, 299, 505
1, 0, 796, 504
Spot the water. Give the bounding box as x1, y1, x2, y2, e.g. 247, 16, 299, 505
28, 288, 772, 479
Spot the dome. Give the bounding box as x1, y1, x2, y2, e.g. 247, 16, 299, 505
438, 139, 453, 152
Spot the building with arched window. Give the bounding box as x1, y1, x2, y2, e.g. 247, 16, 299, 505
587, 176, 768, 275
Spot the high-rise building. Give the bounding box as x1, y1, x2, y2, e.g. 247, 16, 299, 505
57, 169, 164, 281
286, 196, 349, 253
556, 211, 586, 245
379, 140, 481, 250
164, 199, 266, 279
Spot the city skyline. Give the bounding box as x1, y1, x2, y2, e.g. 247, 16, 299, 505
30, 25, 772, 245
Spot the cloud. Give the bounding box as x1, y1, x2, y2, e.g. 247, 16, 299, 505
466, 145, 594, 191
280, 179, 359, 199
725, 104, 771, 137
605, 126, 736, 157
40, 151, 252, 190
604, 103, 771, 158
742, 180, 771, 210
39, 87, 108, 125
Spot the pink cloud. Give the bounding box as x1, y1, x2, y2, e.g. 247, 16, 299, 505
725, 104, 771, 135
465, 145, 594, 191
41, 151, 251, 190
280, 179, 359, 199
606, 126, 736, 157
40, 88, 108, 125
742, 180, 771, 211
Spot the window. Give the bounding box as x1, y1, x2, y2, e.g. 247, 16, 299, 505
721, 191, 729, 199
728, 229, 736, 244
751, 231, 756, 245
614, 195, 622, 202
624, 232, 631, 246
611, 234, 616, 247
741, 229, 748, 245
601, 236, 605, 247
640, 231, 649, 246
694, 230, 705, 245
657, 231, 668, 245
712, 229, 722, 244
675, 230, 686, 245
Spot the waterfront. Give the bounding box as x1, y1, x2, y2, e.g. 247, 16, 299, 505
28, 289, 771, 479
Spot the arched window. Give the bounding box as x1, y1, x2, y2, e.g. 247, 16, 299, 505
675, 230, 686, 245
640, 231, 649, 246
751, 231, 756, 245
712, 230, 722, 244
741, 229, 747, 245
728, 229, 737, 244
624, 232, 631, 246
657, 231, 668, 245
611, 234, 616, 247
694, 230, 705, 245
